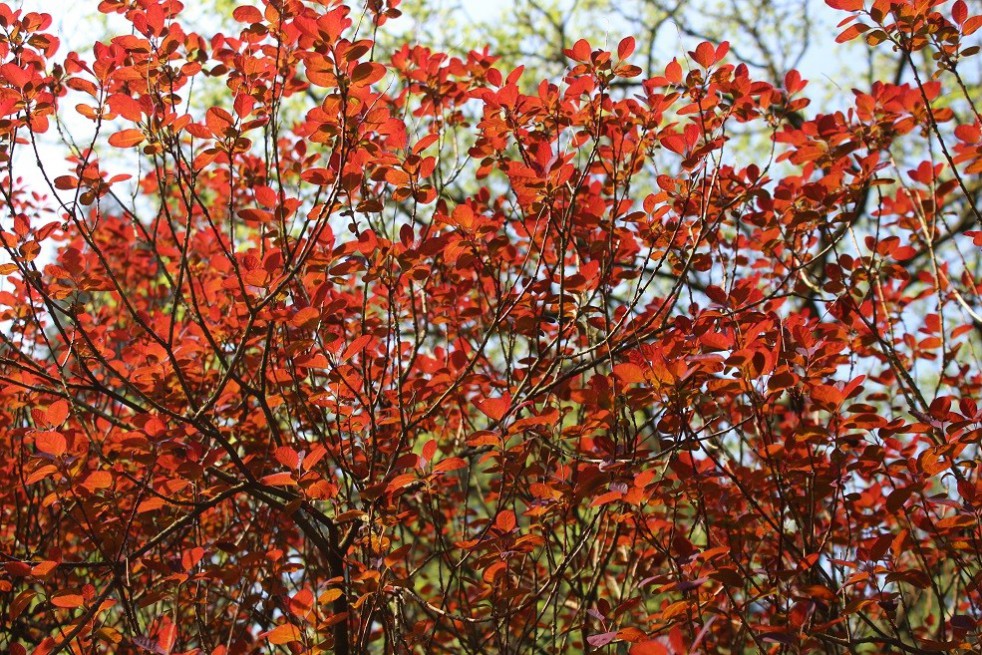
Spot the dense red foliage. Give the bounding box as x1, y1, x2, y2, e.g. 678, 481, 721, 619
1, 0, 982, 653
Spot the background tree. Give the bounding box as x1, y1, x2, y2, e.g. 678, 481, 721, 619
1, 1, 982, 654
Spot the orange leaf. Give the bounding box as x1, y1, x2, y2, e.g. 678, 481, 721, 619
35, 431, 66, 457
261, 472, 297, 487
46, 399, 69, 426
51, 593, 84, 609
387, 473, 417, 492
108, 129, 145, 148
591, 490, 624, 507
483, 560, 507, 583
266, 624, 302, 645
432, 457, 467, 473
614, 362, 646, 384
963, 15, 982, 35
350, 62, 386, 87
83, 470, 113, 491
137, 497, 165, 514
32, 561, 58, 577
319, 588, 342, 604
291, 306, 320, 328
289, 589, 314, 618
811, 384, 844, 410
495, 509, 517, 532
306, 63, 337, 88
26, 464, 58, 485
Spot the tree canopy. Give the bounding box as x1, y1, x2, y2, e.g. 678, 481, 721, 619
1, 1, 982, 653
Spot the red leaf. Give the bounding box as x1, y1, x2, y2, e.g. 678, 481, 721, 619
665, 58, 682, 84
476, 396, 509, 421
232, 5, 264, 23
691, 41, 716, 68
617, 36, 636, 60
137, 498, 165, 513
892, 245, 916, 261
811, 384, 844, 410
261, 472, 297, 486
53, 175, 77, 190
301, 167, 334, 185
46, 399, 69, 427
421, 439, 437, 463
157, 620, 177, 653
205, 107, 234, 135
341, 334, 372, 362
825, 0, 864, 10
715, 41, 730, 61
303, 445, 328, 471
274, 446, 300, 469
291, 306, 320, 328
483, 560, 507, 583
631, 641, 668, 655
495, 509, 516, 532
181, 547, 205, 572
233, 94, 254, 119
31, 638, 55, 655
570, 38, 591, 61
952, 0, 968, 24
785, 69, 804, 94
108, 93, 143, 121
0, 63, 30, 89
836, 23, 868, 43
506, 66, 525, 86
614, 362, 646, 384
955, 123, 981, 143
